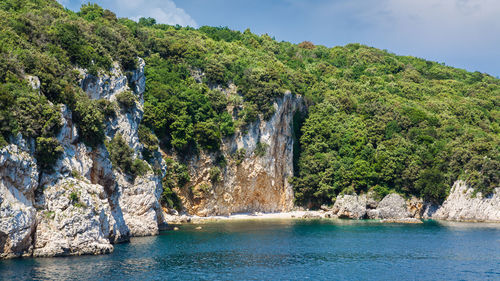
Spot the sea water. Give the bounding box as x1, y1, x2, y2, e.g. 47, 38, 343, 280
1, 220, 499, 280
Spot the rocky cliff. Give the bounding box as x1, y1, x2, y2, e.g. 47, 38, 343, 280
1, 59, 166, 259
1, 58, 499, 260
172, 91, 305, 216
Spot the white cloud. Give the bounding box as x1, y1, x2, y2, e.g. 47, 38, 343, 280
363, 0, 500, 48
58, 0, 197, 27
118, 0, 197, 27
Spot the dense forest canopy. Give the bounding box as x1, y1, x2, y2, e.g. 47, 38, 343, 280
0, 0, 498, 207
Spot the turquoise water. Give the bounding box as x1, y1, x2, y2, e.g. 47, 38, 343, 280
1, 220, 499, 280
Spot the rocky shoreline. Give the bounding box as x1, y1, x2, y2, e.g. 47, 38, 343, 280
162, 181, 500, 225
1, 58, 499, 260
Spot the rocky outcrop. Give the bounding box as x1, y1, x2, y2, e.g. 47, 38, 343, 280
33, 179, 114, 257
328, 181, 500, 222
0, 138, 38, 259
80, 59, 145, 101
115, 173, 163, 237
1, 58, 166, 259
174, 91, 305, 216
330, 192, 419, 221
430, 181, 500, 222
367, 194, 411, 219
332, 194, 367, 219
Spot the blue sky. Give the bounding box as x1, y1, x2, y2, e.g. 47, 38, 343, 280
58, 0, 500, 77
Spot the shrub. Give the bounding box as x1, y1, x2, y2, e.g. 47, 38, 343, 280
73, 97, 104, 147
71, 169, 84, 180
417, 168, 448, 204
161, 184, 182, 210
209, 167, 222, 183
234, 148, 246, 165
254, 142, 268, 157
96, 99, 116, 118
0, 83, 18, 142
69, 191, 84, 207
194, 120, 221, 151
138, 124, 159, 161
161, 158, 190, 210
116, 91, 137, 109
106, 133, 148, 178
298, 41, 316, 50
16, 92, 62, 139
204, 58, 227, 85
371, 185, 390, 200
132, 159, 149, 176
35, 137, 63, 173
219, 112, 235, 137
238, 103, 259, 128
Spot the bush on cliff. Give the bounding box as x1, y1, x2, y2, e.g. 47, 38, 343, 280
106, 134, 148, 178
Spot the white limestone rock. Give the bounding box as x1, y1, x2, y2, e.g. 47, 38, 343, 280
432, 181, 500, 222
115, 172, 163, 237
33, 179, 114, 257
371, 193, 411, 219
0, 141, 38, 258
332, 194, 367, 219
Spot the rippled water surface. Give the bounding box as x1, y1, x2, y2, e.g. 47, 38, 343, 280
1, 220, 499, 280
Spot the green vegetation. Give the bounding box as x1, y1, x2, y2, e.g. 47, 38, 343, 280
106, 134, 149, 178
161, 158, 189, 210
138, 124, 159, 161
116, 91, 137, 110
209, 167, 222, 183
1, 1, 498, 207
234, 148, 247, 165
69, 191, 83, 207
255, 142, 269, 157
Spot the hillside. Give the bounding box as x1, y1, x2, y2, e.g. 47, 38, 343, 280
0, 0, 498, 211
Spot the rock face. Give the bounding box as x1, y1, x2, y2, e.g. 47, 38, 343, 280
33, 179, 114, 257
0, 139, 38, 259
1, 57, 499, 260
1, 58, 166, 259
329, 181, 500, 222
174, 92, 305, 216
430, 181, 500, 222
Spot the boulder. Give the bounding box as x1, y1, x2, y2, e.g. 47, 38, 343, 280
407, 196, 424, 218
332, 194, 367, 219
373, 193, 410, 219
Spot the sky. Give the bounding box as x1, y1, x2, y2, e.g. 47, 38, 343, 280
58, 0, 500, 77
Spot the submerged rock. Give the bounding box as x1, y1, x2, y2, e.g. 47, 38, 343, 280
380, 218, 423, 224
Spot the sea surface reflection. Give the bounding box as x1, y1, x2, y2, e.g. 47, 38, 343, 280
1, 219, 499, 280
